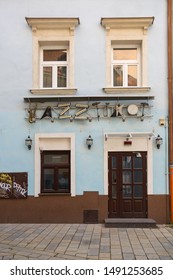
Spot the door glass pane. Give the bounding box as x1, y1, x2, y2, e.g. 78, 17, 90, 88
57, 66, 67, 87
44, 154, 69, 164
43, 49, 67, 61
43, 67, 52, 88
112, 171, 117, 183
58, 168, 69, 190
134, 156, 142, 168
112, 156, 117, 168
43, 169, 54, 190
112, 185, 116, 198
134, 170, 143, 183
123, 185, 132, 198
123, 171, 132, 183
113, 65, 123, 86
128, 65, 137, 86
134, 185, 143, 197
122, 156, 132, 169
113, 48, 137, 60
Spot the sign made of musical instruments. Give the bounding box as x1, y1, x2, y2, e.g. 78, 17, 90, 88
26, 102, 152, 123
0, 173, 28, 199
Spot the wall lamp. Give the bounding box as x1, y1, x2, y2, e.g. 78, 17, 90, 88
155, 134, 163, 149
86, 135, 93, 149
25, 136, 32, 150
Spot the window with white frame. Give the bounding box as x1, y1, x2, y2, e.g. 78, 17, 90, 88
112, 45, 140, 87
41, 47, 68, 89
26, 17, 79, 94
101, 17, 154, 93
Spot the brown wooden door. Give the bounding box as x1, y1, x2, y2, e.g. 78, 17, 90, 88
108, 152, 147, 218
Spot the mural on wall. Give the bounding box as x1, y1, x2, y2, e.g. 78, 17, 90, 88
0, 173, 28, 199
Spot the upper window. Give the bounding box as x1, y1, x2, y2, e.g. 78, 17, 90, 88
41, 48, 68, 88
101, 17, 154, 93
26, 17, 80, 94
112, 46, 140, 87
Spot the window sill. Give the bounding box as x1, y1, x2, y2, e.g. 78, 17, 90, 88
103, 87, 151, 94
30, 88, 77, 95
39, 193, 71, 196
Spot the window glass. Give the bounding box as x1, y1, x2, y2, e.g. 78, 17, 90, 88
134, 156, 142, 168
44, 153, 69, 164
134, 185, 143, 197
58, 168, 69, 190
57, 66, 67, 87
113, 48, 137, 60
112, 156, 117, 169
112, 185, 116, 198
123, 185, 132, 198
43, 49, 67, 61
122, 156, 132, 169
128, 65, 137, 86
123, 171, 132, 184
112, 171, 117, 184
134, 171, 143, 183
113, 65, 123, 86
43, 67, 52, 88
43, 169, 54, 190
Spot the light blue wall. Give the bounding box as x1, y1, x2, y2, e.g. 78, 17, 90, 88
0, 0, 168, 195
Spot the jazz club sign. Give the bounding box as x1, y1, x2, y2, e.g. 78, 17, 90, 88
0, 173, 28, 199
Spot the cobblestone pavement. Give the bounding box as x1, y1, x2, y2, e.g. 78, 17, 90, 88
0, 224, 173, 260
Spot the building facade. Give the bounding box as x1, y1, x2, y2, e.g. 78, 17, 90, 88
0, 0, 169, 223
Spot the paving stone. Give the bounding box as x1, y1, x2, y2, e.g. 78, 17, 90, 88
0, 224, 173, 260
123, 253, 135, 260
13, 254, 28, 260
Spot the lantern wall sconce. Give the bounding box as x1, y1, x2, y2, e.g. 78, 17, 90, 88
86, 135, 93, 149
25, 136, 32, 150
155, 134, 163, 149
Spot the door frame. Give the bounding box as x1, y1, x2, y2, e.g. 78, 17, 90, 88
104, 132, 153, 197
108, 151, 147, 218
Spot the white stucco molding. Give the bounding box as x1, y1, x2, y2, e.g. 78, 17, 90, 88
101, 17, 154, 33
30, 88, 77, 95
104, 131, 154, 195
103, 87, 151, 94
26, 17, 80, 31
34, 133, 75, 197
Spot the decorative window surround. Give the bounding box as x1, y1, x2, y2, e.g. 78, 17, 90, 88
26, 17, 79, 94
34, 133, 75, 197
101, 17, 154, 92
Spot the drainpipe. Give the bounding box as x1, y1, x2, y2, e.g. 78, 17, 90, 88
168, 0, 173, 223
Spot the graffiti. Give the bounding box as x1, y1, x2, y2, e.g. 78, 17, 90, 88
0, 173, 28, 199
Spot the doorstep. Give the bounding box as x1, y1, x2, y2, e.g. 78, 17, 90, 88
105, 218, 157, 228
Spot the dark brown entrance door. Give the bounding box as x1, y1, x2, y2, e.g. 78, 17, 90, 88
108, 152, 147, 218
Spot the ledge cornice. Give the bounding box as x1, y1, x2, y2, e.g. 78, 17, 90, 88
101, 17, 154, 30
25, 17, 80, 30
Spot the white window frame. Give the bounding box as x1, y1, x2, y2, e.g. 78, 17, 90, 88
40, 45, 69, 89
112, 44, 141, 87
